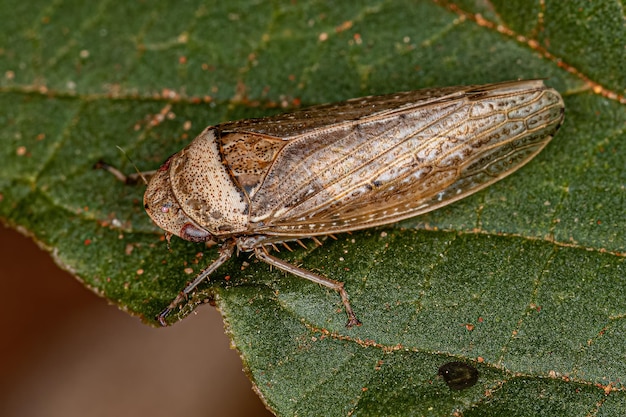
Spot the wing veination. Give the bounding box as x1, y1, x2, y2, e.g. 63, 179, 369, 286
244, 81, 563, 236
218, 80, 547, 139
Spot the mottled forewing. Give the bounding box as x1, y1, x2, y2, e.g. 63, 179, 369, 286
243, 81, 564, 236
218, 85, 476, 139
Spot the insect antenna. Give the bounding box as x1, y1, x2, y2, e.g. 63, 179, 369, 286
116, 146, 150, 185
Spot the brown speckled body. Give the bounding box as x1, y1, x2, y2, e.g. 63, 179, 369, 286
144, 80, 565, 326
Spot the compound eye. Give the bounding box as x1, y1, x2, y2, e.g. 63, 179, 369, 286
180, 223, 212, 242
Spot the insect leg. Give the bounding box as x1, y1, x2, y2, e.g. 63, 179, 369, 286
157, 240, 236, 326
254, 247, 362, 328
94, 160, 156, 185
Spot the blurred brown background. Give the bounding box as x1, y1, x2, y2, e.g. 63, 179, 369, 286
0, 225, 273, 417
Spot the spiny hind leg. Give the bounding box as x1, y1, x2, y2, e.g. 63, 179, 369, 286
254, 247, 362, 328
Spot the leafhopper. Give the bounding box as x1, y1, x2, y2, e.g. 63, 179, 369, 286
141, 80, 564, 326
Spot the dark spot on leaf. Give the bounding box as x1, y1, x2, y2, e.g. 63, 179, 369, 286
438, 362, 479, 390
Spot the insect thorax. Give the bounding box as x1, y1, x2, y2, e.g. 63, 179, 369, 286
167, 128, 250, 236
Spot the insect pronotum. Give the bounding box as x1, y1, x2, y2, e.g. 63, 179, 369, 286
141, 79, 564, 327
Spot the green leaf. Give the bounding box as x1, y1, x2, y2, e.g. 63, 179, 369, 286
1, 0, 624, 416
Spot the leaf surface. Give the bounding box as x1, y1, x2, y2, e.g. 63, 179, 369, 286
1, 1, 625, 415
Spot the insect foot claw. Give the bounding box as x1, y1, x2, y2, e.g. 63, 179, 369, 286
93, 159, 108, 170
346, 316, 362, 328
157, 290, 191, 326
157, 308, 171, 327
